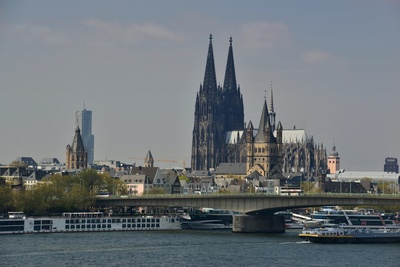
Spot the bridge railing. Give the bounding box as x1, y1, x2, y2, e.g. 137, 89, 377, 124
100, 192, 400, 199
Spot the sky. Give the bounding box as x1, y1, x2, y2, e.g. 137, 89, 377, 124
0, 0, 399, 171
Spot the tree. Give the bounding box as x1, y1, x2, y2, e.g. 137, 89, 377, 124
301, 182, 315, 193
9, 161, 28, 167
0, 186, 13, 213
147, 187, 166, 195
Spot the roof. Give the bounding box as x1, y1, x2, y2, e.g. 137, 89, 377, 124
39, 158, 60, 165
121, 174, 146, 184
129, 166, 159, 182
71, 127, 85, 152
215, 163, 246, 175
225, 131, 244, 144
254, 100, 271, 142
280, 129, 308, 143
14, 157, 37, 166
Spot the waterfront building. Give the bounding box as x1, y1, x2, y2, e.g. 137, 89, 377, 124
66, 127, 88, 170
75, 106, 94, 165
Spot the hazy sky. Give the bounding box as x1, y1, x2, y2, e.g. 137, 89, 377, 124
1, 0, 399, 171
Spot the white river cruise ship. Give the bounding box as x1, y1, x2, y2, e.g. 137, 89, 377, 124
0, 212, 181, 234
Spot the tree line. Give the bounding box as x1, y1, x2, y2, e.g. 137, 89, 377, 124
0, 169, 127, 215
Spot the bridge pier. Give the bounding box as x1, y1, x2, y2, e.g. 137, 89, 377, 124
232, 215, 285, 233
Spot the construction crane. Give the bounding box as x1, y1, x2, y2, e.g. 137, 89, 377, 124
129, 157, 186, 169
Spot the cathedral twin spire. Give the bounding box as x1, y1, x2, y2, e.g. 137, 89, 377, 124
202, 34, 218, 94
191, 34, 244, 171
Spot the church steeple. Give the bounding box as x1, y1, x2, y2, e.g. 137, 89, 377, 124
66, 126, 87, 170
202, 34, 217, 93
268, 82, 276, 132
191, 34, 222, 171
145, 150, 154, 168
222, 36, 244, 131
254, 100, 272, 142
223, 36, 237, 92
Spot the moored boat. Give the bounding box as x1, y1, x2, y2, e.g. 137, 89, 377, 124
0, 211, 181, 234
180, 208, 240, 230
299, 224, 400, 244
310, 206, 399, 228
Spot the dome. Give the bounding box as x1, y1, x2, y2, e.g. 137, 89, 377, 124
329, 144, 339, 157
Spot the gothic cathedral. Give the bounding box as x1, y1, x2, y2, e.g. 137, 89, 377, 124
191, 35, 327, 176
191, 35, 283, 177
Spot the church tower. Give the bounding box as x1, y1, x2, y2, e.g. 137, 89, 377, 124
191, 35, 245, 171
66, 127, 88, 170
222, 37, 244, 132
144, 150, 154, 168
268, 82, 276, 132
191, 34, 223, 171
327, 143, 340, 173
246, 100, 282, 176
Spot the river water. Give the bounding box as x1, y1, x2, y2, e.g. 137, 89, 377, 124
1, 229, 399, 267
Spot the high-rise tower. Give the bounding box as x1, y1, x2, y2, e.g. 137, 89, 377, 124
75, 105, 94, 165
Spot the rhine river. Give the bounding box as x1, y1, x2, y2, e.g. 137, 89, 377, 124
1, 230, 400, 267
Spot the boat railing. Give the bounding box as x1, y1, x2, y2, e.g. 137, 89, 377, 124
62, 212, 104, 219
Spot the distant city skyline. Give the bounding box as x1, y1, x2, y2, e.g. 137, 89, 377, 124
0, 1, 399, 171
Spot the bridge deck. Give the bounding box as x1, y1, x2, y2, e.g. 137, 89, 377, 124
96, 194, 400, 214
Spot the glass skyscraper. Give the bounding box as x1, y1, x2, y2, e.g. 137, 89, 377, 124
75, 107, 94, 165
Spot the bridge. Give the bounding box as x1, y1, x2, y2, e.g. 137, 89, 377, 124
96, 194, 400, 214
